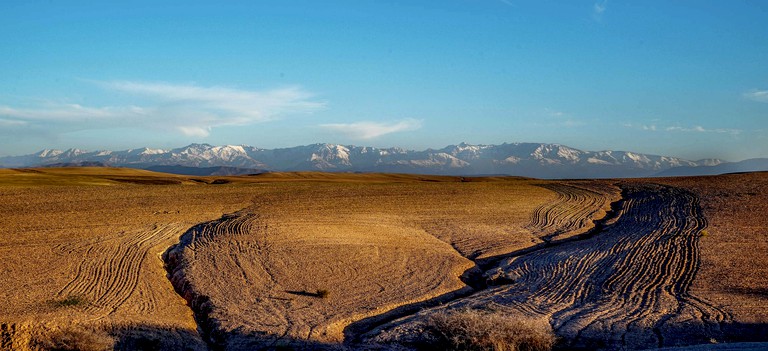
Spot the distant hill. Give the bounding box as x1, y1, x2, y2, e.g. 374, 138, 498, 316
42, 161, 109, 168
145, 165, 267, 176
0, 142, 761, 179
654, 158, 768, 177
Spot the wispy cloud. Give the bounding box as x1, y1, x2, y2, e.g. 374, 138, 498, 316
320, 119, 423, 139
624, 122, 740, 135
102, 81, 324, 122
0, 118, 28, 126
177, 126, 211, 138
744, 89, 768, 103
543, 108, 585, 127
0, 104, 145, 122
665, 125, 741, 135
544, 108, 565, 117
593, 0, 608, 20
0, 81, 325, 137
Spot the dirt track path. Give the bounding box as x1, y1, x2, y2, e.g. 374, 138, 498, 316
370, 183, 730, 350
526, 182, 619, 242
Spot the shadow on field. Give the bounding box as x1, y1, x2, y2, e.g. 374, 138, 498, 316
285, 290, 324, 298
342, 286, 475, 345
719, 322, 768, 344
206, 333, 349, 351
14, 321, 764, 351
107, 324, 208, 351
210, 321, 768, 351
558, 320, 768, 351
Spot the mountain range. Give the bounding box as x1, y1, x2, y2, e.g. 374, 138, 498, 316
1, 142, 765, 179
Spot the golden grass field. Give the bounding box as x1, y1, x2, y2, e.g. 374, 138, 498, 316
0, 167, 765, 350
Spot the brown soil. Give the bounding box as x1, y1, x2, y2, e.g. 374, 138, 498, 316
162, 179, 593, 349
0, 168, 256, 349
651, 173, 768, 340
1, 168, 763, 350
526, 181, 620, 242
0, 168, 570, 350
369, 176, 768, 350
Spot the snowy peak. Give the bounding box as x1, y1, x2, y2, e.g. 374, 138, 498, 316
36, 149, 63, 158
0, 142, 743, 179
696, 159, 724, 167
124, 147, 165, 156
309, 144, 350, 163
440, 142, 491, 160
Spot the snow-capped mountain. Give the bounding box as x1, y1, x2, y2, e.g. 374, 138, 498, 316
0, 142, 740, 179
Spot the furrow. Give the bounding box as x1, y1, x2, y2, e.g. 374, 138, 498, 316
370, 183, 731, 350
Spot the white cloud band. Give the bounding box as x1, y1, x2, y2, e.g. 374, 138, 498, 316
320, 119, 423, 139
0, 81, 325, 137
744, 90, 768, 103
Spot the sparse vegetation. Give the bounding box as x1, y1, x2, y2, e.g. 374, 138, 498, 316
29, 326, 114, 351
316, 289, 330, 299
49, 295, 86, 308
421, 309, 555, 351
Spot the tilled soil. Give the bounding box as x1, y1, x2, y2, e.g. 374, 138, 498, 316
1, 170, 765, 351
163, 180, 619, 349
368, 183, 731, 350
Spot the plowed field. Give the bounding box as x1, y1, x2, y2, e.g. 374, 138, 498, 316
0, 168, 764, 350
369, 177, 768, 350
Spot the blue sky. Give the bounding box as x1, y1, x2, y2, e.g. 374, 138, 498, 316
1, 1, 767, 161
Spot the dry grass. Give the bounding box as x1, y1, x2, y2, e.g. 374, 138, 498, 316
28, 326, 114, 351
422, 309, 555, 351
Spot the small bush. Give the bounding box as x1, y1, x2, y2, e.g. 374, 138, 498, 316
421, 309, 555, 351
30, 326, 115, 351
49, 295, 86, 308
316, 289, 330, 299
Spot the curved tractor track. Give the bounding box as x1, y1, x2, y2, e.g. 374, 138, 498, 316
526, 182, 619, 242
370, 183, 730, 350
55, 223, 187, 320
